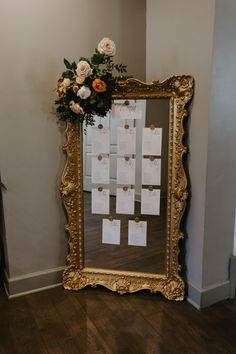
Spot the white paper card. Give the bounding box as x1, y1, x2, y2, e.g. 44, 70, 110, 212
142, 128, 162, 156
92, 157, 110, 184
92, 188, 109, 214
116, 188, 135, 214
141, 189, 160, 215
112, 100, 142, 120
117, 127, 136, 155
91, 127, 110, 154
142, 158, 161, 185
102, 219, 121, 245
117, 158, 135, 185
128, 220, 147, 247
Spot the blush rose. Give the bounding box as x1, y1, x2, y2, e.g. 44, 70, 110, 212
76, 60, 93, 78
69, 101, 84, 115
98, 38, 116, 56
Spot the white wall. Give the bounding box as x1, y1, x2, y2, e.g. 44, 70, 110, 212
2, 0, 235, 305
0, 0, 146, 291
203, 0, 236, 286
146, 0, 215, 289
147, 0, 236, 307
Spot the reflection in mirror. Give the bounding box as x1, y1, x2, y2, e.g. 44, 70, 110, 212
62, 76, 194, 300
83, 98, 170, 274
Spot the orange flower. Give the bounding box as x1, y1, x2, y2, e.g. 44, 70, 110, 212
92, 79, 107, 93
72, 85, 79, 94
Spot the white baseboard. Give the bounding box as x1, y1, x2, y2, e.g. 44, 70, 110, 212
3, 266, 65, 298
186, 296, 200, 310
3, 263, 234, 306
187, 279, 230, 309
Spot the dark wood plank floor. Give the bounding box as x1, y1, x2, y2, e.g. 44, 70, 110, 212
84, 192, 166, 274
1, 284, 236, 354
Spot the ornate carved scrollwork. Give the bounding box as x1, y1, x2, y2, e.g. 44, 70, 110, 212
62, 76, 194, 301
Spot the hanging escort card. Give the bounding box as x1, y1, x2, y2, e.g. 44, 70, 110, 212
117, 157, 135, 185
117, 126, 136, 155
91, 126, 110, 154
92, 188, 110, 214
141, 188, 160, 215
112, 100, 142, 120
91, 156, 110, 184
142, 127, 162, 156
116, 187, 135, 214
102, 218, 121, 245
142, 158, 161, 186
128, 220, 147, 247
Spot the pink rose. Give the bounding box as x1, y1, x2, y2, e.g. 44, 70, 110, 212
98, 38, 116, 56
76, 60, 93, 78
69, 101, 84, 115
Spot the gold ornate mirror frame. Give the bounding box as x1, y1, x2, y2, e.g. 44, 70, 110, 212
61, 76, 194, 301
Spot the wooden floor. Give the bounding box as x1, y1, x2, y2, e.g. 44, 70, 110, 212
1, 284, 236, 354
84, 192, 166, 274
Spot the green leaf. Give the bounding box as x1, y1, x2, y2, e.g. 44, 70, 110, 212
91, 53, 105, 65
97, 101, 104, 108
71, 61, 77, 71
62, 70, 74, 79
64, 58, 72, 70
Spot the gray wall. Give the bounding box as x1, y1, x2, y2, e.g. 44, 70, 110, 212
1, 0, 235, 305
146, 0, 236, 307
146, 0, 215, 289
0, 0, 146, 292
203, 0, 236, 287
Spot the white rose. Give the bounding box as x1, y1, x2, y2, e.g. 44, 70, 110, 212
77, 86, 91, 99
76, 60, 93, 78
69, 101, 84, 115
98, 38, 116, 56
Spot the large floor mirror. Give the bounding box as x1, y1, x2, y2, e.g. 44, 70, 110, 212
61, 77, 194, 301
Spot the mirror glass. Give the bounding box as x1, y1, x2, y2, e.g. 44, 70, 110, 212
83, 98, 170, 275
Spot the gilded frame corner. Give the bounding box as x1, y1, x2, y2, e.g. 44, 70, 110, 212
61, 76, 194, 301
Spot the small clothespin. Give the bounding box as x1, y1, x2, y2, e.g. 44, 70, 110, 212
149, 124, 155, 130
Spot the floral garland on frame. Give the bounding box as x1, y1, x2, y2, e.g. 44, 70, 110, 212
55, 38, 128, 126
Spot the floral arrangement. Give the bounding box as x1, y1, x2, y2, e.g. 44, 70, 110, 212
55, 38, 128, 126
